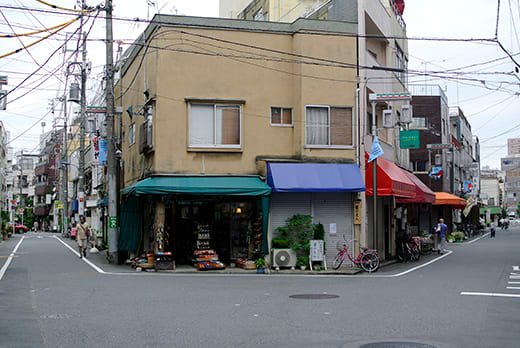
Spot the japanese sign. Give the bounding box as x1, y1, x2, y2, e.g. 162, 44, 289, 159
109, 216, 118, 229
92, 137, 100, 165
99, 139, 107, 165
354, 201, 362, 225
368, 136, 384, 163
310, 240, 324, 261
399, 130, 420, 149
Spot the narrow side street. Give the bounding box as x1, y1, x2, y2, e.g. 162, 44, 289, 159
1, 227, 519, 348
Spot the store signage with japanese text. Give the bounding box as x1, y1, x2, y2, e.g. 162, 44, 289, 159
399, 130, 420, 149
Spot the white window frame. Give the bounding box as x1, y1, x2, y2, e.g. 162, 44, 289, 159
129, 123, 135, 146
304, 105, 354, 149
270, 107, 293, 127
188, 103, 242, 149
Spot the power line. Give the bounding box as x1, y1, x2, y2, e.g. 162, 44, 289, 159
0, 4, 502, 44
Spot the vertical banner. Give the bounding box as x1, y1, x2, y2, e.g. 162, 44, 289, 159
99, 139, 107, 165
92, 137, 100, 165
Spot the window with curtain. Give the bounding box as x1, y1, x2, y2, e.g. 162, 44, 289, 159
189, 104, 241, 147
305, 106, 353, 147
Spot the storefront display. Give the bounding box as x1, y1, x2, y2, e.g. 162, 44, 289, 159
193, 223, 225, 271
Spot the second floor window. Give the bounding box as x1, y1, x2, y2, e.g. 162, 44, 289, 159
189, 104, 241, 147
129, 123, 136, 146
305, 106, 353, 147
271, 107, 292, 126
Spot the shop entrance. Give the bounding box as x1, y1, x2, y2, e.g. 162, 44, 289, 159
168, 198, 263, 266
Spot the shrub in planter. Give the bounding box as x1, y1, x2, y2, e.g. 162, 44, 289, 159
296, 255, 308, 270
451, 231, 465, 242
271, 237, 291, 249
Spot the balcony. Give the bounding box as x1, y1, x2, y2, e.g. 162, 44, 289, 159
35, 181, 52, 196
34, 203, 50, 216
409, 84, 448, 105
366, 52, 392, 95
35, 162, 51, 176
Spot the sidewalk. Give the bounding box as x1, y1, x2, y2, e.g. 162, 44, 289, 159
57, 235, 439, 276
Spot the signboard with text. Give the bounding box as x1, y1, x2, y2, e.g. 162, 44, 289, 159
426, 143, 452, 150
399, 130, 420, 149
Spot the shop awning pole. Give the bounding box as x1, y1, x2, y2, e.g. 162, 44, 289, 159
372, 100, 378, 250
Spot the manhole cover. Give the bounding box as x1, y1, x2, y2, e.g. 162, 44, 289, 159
359, 342, 437, 348
289, 294, 339, 300
40, 314, 73, 320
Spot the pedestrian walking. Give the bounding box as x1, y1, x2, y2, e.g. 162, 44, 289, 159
76, 216, 90, 258
433, 218, 448, 254
490, 220, 496, 238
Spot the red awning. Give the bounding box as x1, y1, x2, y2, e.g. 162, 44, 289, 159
365, 154, 416, 198
396, 171, 436, 204
432, 192, 466, 209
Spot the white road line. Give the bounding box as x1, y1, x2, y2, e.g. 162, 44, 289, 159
0, 236, 25, 281
466, 232, 490, 244
509, 276, 520, 279
506, 287, 520, 290
510, 273, 520, 276
53, 236, 105, 274
51, 236, 453, 279
513, 266, 520, 271
461, 292, 520, 298
508, 282, 520, 284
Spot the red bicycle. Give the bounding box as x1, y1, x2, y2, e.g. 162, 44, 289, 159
332, 235, 381, 272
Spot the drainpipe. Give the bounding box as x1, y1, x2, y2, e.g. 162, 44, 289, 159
355, 88, 360, 166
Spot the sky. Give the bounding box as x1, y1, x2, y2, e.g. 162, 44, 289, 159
0, 0, 519, 170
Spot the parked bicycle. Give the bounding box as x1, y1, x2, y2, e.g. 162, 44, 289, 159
332, 235, 380, 272
396, 233, 420, 262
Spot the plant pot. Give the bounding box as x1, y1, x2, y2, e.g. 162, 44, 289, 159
299, 266, 306, 270
256, 267, 265, 274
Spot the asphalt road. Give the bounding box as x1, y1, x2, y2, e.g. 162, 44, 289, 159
1, 226, 519, 348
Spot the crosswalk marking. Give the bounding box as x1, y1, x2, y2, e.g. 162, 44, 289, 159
507, 287, 520, 290
513, 266, 520, 272
508, 282, 520, 284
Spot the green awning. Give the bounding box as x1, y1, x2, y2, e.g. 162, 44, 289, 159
480, 206, 501, 215
121, 176, 272, 197
120, 176, 271, 253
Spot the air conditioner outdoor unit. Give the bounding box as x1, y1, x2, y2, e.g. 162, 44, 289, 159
271, 248, 297, 270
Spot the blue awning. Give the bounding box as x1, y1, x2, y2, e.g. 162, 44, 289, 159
267, 163, 365, 192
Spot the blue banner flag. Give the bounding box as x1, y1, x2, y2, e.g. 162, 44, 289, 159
99, 139, 107, 165
368, 136, 384, 163
429, 166, 443, 180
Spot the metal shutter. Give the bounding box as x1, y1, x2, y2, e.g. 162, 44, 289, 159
270, 192, 312, 237
312, 192, 354, 267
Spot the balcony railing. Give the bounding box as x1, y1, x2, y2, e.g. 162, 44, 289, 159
408, 84, 449, 105
389, 0, 406, 30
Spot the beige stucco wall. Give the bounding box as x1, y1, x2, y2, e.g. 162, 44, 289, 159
120, 23, 357, 186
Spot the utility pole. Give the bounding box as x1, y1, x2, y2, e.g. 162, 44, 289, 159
105, 0, 119, 263
78, 0, 87, 218
60, 95, 68, 235
19, 150, 23, 226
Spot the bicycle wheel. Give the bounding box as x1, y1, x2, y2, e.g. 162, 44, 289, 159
411, 245, 420, 261
332, 251, 345, 270
360, 252, 380, 272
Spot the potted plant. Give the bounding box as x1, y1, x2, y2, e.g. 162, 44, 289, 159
296, 256, 308, 270
255, 257, 266, 274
